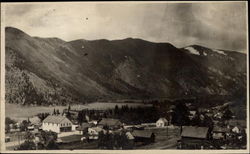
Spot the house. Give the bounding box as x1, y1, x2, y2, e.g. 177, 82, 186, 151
5, 136, 10, 142
88, 127, 104, 139
189, 111, 197, 120
212, 126, 229, 140
42, 115, 73, 133
125, 132, 135, 149
232, 126, 241, 134
227, 119, 246, 128
131, 130, 155, 143
71, 121, 79, 131
29, 116, 41, 126
27, 125, 35, 131
179, 126, 215, 149
214, 112, 223, 119
98, 118, 122, 129
156, 118, 168, 127
77, 122, 92, 135
126, 132, 135, 140
206, 113, 213, 118
9, 128, 20, 133
88, 120, 98, 125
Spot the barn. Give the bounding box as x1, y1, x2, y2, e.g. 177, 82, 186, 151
132, 130, 155, 143
178, 126, 216, 149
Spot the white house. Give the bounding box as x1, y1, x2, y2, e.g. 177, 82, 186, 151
232, 126, 240, 134
88, 127, 103, 136
42, 115, 73, 133
156, 118, 168, 127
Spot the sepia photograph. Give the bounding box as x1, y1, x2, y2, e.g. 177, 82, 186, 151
0, 1, 249, 153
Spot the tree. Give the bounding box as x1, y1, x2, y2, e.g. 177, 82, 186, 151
53, 108, 56, 115
68, 105, 71, 112
38, 130, 58, 150
5, 117, 16, 133
171, 102, 190, 133
20, 120, 30, 131
17, 140, 36, 150
98, 131, 105, 148
18, 131, 36, 150
114, 105, 119, 115
77, 111, 85, 124
37, 113, 50, 121
222, 108, 233, 121
56, 109, 60, 115
24, 131, 35, 142
66, 111, 72, 120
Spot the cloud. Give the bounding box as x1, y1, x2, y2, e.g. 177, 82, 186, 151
4, 2, 247, 52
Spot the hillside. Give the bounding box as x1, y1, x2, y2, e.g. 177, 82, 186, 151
5, 27, 247, 106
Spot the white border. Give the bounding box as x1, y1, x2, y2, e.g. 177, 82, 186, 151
0, 1, 249, 153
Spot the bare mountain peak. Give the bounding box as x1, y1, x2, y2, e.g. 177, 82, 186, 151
5, 26, 29, 38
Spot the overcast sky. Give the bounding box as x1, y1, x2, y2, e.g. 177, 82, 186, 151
4, 2, 247, 52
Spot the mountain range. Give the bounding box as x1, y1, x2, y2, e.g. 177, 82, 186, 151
5, 27, 246, 106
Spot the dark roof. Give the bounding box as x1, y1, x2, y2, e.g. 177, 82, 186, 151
132, 130, 154, 138
99, 118, 122, 126
181, 126, 209, 139
59, 135, 82, 143
42, 115, 72, 124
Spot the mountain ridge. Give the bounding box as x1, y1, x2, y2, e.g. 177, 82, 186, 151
5, 27, 246, 106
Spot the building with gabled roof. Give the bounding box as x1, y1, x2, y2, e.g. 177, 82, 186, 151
156, 118, 168, 127
98, 118, 122, 129
42, 115, 73, 133
132, 130, 155, 143
179, 126, 216, 149
181, 126, 209, 139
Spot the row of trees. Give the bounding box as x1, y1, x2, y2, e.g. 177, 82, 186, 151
5, 117, 32, 132
17, 130, 58, 150
76, 105, 160, 125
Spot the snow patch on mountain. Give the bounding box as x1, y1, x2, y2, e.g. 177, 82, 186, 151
185, 47, 200, 55
213, 49, 226, 55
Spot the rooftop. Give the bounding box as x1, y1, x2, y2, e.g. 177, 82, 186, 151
132, 130, 154, 138
157, 118, 168, 123
43, 115, 71, 124
99, 118, 122, 126
181, 126, 209, 139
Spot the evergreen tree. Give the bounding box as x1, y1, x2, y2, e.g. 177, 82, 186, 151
56, 109, 60, 115
171, 102, 190, 133
222, 108, 233, 121
68, 105, 71, 112
53, 108, 56, 115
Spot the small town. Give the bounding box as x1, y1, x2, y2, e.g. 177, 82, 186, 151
5, 99, 247, 150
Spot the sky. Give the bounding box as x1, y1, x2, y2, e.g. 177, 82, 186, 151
3, 2, 247, 52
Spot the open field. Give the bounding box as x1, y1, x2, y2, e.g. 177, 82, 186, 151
5, 102, 152, 121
